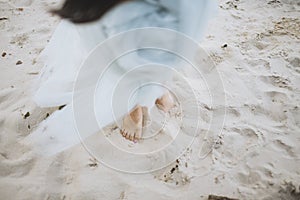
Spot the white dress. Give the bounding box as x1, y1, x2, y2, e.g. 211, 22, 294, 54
25, 0, 217, 155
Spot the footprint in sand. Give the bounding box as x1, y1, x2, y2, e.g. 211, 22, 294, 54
259, 75, 292, 90
270, 139, 298, 159
286, 57, 300, 74
0, 151, 35, 177
263, 182, 300, 200
246, 59, 271, 74
154, 161, 191, 186
213, 126, 262, 168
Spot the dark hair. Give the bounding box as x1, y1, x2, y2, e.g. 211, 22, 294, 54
52, 0, 124, 23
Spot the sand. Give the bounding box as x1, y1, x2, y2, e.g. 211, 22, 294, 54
0, 0, 300, 199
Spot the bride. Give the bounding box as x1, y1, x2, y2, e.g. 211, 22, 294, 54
27, 0, 217, 155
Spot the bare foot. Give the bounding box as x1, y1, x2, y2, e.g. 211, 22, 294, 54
120, 105, 143, 142
155, 91, 175, 113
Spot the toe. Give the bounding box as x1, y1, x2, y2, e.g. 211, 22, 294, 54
135, 132, 141, 140
123, 131, 128, 137
129, 134, 134, 141
133, 134, 139, 143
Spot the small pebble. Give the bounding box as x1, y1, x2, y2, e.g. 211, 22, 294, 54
23, 112, 30, 119
170, 167, 175, 173
45, 113, 50, 119
2, 52, 6, 57
221, 43, 228, 48
58, 104, 66, 110
16, 60, 23, 65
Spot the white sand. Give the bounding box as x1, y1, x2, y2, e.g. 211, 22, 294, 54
1, 0, 300, 199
